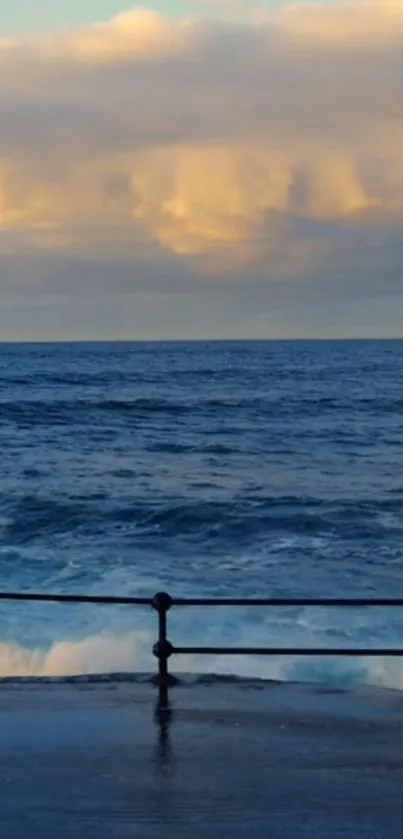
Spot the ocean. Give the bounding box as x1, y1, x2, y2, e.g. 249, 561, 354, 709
1, 339, 403, 690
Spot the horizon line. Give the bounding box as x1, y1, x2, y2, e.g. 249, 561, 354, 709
1, 337, 403, 346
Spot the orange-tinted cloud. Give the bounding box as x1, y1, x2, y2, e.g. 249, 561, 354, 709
0, 3, 402, 275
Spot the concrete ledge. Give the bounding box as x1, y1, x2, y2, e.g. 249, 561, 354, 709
1, 678, 403, 838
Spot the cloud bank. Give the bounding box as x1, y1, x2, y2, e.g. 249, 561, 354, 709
0, 1, 403, 336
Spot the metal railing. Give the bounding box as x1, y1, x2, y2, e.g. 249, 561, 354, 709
1, 590, 403, 711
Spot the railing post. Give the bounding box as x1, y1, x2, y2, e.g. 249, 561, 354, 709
152, 591, 173, 710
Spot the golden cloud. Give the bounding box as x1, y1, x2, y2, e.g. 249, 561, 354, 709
0, 2, 402, 269
279, 0, 403, 49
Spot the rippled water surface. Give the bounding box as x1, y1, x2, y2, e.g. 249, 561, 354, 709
1, 340, 403, 688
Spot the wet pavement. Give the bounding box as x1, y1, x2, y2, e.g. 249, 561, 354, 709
0, 677, 403, 838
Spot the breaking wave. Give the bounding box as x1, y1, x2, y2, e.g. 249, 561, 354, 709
2, 631, 403, 693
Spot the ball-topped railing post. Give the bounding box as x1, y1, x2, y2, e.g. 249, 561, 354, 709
152, 591, 173, 710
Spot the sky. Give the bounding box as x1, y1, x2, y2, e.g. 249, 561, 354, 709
0, 1, 292, 33
0, 0, 403, 340
0, 1, 194, 32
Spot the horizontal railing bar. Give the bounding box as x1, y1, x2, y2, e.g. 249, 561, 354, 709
173, 646, 403, 656
1, 592, 403, 607
0, 592, 150, 605
171, 597, 403, 607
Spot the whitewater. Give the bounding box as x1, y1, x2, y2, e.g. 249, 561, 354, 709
1, 340, 403, 690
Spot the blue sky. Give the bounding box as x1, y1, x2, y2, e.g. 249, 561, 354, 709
0, 2, 186, 33
0, 0, 288, 33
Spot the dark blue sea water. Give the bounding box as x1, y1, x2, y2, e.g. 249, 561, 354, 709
1, 340, 403, 688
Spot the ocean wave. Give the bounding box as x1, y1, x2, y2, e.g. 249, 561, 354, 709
0, 631, 152, 679
2, 391, 403, 429
85, 495, 403, 542
1, 630, 403, 692
0, 397, 196, 427
1, 496, 91, 543
2, 493, 403, 544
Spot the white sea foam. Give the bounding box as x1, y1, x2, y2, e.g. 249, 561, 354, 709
1, 631, 403, 692
0, 632, 152, 679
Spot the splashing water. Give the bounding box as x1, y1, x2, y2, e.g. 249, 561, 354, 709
1, 340, 403, 691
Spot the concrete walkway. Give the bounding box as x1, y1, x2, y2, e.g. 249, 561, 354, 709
0, 677, 403, 838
